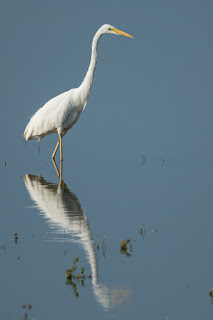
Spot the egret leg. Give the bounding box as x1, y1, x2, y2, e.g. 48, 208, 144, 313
51, 140, 59, 159
38, 141, 40, 155
52, 158, 60, 177
52, 155, 63, 186
59, 133, 63, 162
59, 159, 63, 186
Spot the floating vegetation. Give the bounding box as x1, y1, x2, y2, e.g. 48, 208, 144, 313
14, 233, 18, 244
22, 304, 32, 310
120, 238, 132, 257
66, 257, 91, 280
209, 288, 213, 303
66, 257, 91, 298
120, 224, 151, 257
21, 304, 32, 320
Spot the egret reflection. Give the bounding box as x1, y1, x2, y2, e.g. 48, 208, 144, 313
24, 174, 131, 310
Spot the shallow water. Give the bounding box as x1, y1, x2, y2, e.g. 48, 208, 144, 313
1, 148, 213, 320
1, 1, 213, 318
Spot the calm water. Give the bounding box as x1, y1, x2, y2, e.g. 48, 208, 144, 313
1, 1, 213, 319
0, 146, 213, 320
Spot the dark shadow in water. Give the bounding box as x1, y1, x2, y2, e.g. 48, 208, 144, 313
24, 174, 131, 310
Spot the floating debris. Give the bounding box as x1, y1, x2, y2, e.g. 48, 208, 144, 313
22, 304, 32, 310
139, 224, 145, 239
120, 238, 132, 257
151, 229, 158, 233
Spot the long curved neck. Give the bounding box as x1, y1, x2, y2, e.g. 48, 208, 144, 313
79, 29, 103, 101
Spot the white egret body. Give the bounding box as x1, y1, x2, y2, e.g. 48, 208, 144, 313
24, 24, 133, 161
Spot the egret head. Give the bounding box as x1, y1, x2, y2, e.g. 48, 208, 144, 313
100, 24, 134, 38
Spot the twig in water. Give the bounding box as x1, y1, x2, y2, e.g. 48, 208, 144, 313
140, 154, 146, 167
102, 235, 106, 258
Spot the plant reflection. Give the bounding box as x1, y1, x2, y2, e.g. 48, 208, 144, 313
66, 256, 91, 298
24, 174, 131, 310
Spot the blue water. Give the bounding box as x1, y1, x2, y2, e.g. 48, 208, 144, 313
1, 1, 213, 318
1, 148, 213, 319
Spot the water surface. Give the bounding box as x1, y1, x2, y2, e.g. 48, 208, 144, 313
1, 150, 213, 319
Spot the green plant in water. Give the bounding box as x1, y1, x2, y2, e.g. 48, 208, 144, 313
120, 238, 132, 257
66, 257, 91, 297
66, 257, 79, 280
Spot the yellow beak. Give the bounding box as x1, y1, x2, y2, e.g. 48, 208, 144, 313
113, 28, 134, 39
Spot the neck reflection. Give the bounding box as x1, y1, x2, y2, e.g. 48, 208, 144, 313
24, 174, 113, 310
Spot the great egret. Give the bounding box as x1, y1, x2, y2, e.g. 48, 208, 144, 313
24, 24, 134, 162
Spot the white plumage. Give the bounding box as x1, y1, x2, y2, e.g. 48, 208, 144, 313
24, 24, 133, 161
24, 89, 81, 141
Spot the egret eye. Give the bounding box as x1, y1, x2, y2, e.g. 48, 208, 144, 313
108, 28, 112, 31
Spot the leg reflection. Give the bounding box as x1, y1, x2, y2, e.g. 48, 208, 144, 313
52, 158, 63, 186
